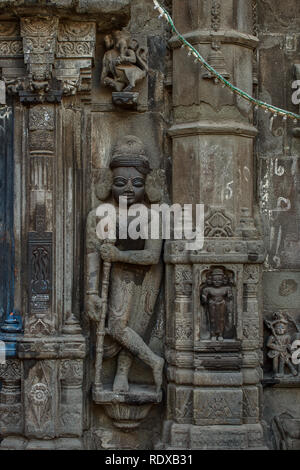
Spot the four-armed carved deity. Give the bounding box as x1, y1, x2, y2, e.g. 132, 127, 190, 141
101, 30, 148, 107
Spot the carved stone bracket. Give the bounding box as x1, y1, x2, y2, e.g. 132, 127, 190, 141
0, 18, 96, 103
20, 17, 58, 94
211, 1, 221, 32
94, 386, 162, 431
55, 21, 96, 95
204, 207, 234, 238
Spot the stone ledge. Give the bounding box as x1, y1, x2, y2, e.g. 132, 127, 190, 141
93, 385, 162, 405
262, 375, 300, 388
170, 29, 259, 50
0, 0, 130, 27
17, 334, 86, 359
164, 239, 266, 264
168, 120, 258, 138
0, 436, 84, 450
0, 0, 129, 11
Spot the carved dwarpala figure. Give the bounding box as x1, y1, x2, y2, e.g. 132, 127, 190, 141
86, 136, 164, 393
101, 30, 148, 92
200, 268, 233, 341
266, 313, 298, 377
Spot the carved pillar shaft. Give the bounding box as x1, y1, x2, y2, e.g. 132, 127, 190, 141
166, 264, 193, 428
163, 0, 265, 449
26, 104, 55, 336
59, 360, 84, 437
0, 15, 95, 448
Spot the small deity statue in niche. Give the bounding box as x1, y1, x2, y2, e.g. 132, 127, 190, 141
200, 267, 234, 341
265, 312, 298, 378
86, 135, 165, 394
101, 30, 148, 107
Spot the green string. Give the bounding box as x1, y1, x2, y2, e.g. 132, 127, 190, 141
154, 0, 300, 121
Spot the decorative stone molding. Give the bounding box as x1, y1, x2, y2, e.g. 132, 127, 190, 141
173, 264, 193, 347
164, 239, 266, 265
0, 360, 22, 435
55, 21, 96, 95
24, 360, 56, 438
211, 1, 221, 32
169, 30, 259, 50
27, 203, 53, 336
204, 208, 234, 238
59, 360, 84, 436
18, 337, 86, 359
0, 17, 96, 102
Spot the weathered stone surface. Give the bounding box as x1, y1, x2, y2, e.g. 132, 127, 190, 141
0, 0, 298, 452
0, 0, 130, 13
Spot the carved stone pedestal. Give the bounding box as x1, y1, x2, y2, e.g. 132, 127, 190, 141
94, 386, 162, 432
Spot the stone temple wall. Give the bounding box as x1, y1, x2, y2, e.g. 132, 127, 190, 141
256, 0, 300, 450
0, 0, 298, 450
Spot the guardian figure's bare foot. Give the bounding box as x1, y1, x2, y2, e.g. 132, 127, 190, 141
113, 372, 129, 392
153, 356, 164, 393
113, 350, 132, 392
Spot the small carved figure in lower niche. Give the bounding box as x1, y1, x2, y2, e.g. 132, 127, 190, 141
200, 267, 234, 341
266, 312, 298, 378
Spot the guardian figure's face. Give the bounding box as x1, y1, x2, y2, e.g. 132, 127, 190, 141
112, 166, 145, 206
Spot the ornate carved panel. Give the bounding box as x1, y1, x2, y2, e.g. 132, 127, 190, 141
0, 17, 96, 101
194, 389, 243, 425
24, 360, 57, 438
0, 360, 22, 435
59, 359, 83, 437
27, 204, 53, 335
204, 208, 234, 238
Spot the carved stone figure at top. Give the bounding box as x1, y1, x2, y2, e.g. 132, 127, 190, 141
101, 30, 148, 107
200, 267, 234, 341
265, 312, 298, 378
86, 135, 164, 396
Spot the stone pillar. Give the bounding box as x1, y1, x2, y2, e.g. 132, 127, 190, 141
162, 0, 266, 449
0, 12, 98, 450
